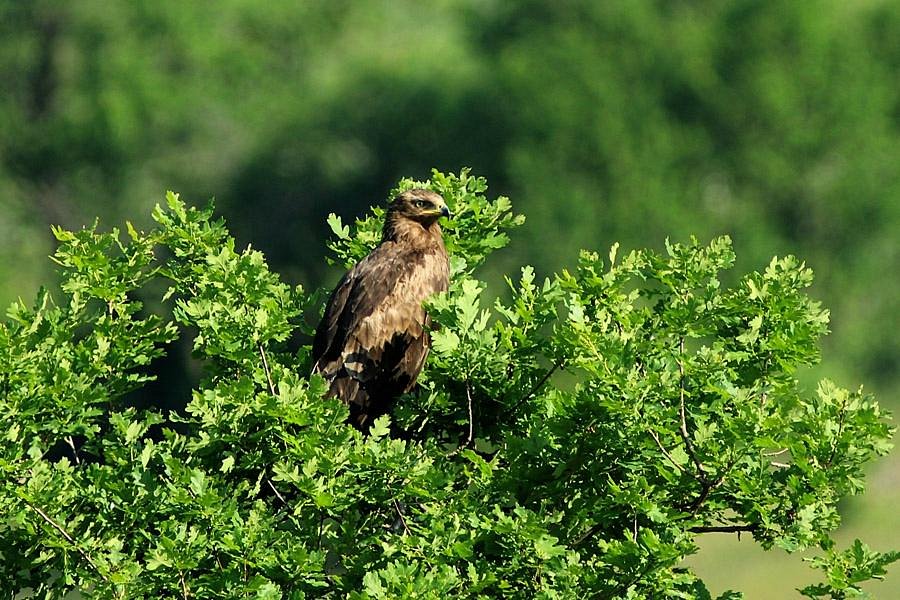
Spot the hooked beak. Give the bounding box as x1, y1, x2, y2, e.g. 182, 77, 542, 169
441, 205, 451, 219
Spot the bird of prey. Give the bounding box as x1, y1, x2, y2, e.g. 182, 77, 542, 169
312, 189, 451, 430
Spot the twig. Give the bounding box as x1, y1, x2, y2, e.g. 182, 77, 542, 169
392, 498, 410, 536
267, 479, 288, 506
258, 343, 277, 397
770, 461, 791, 468
570, 522, 604, 548
689, 483, 713, 515
674, 337, 724, 516
24, 499, 107, 581
647, 429, 685, 474
506, 358, 564, 416
825, 393, 849, 468
759, 358, 770, 406
762, 448, 789, 456
610, 558, 658, 598
65, 436, 80, 465
447, 380, 476, 457
687, 453, 739, 515
690, 524, 757, 534
677, 337, 706, 480
415, 415, 431, 434
464, 380, 474, 447
179, 570, 189, 599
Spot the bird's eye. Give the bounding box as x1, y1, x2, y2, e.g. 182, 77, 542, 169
415, 200, 429, 208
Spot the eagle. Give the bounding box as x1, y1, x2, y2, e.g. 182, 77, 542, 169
312, 189, 451, 430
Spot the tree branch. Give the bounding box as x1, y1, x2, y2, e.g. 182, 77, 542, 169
24, 499, 107, 581
763, 447, 789, 457
570, 522, 604, 548
690, 524, 757, 534
825, 392, 849, 468
258, 343, 277, 397
267, 478, 288, 507
65, 435, 80, 465
688, 453, 739, 515
506, 358, 564, 416
689, 483, 713, 515
464, 380, 474, 447
647, 429, 685, 474
179, 570, 190, 599
677, 337, 706, 481
392, 498, 411, 536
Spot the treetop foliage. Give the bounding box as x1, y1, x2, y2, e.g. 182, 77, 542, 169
1, 170, 895, 598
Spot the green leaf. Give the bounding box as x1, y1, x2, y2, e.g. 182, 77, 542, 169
369, 415, 391, 439
3, 175, 894, 598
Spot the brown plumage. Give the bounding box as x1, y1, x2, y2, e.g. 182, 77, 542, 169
312, 189, 451, 430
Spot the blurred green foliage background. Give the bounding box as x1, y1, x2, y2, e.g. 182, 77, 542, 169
1, 1, 897, 596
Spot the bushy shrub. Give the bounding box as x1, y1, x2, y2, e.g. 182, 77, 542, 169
1, 170, 895, 598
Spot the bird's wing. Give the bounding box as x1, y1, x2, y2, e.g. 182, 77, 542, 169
311, 270, 353, 371
311, 242, 406, 374
312, 239, 448, 427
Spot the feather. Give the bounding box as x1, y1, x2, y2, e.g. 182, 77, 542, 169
312, 189, 450, 430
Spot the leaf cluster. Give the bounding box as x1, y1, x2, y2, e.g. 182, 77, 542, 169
1, 171, 895, 598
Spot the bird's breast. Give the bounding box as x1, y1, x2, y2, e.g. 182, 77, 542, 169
356, 250, 448, 348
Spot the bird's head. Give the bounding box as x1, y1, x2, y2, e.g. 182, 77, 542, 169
389, 189, 451, 226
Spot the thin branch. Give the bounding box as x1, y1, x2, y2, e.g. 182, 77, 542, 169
392, 498, 411, 536
464, 380, 474, 447
65, 436, 80, 465
690, 524, 757, 534
448, 380, 477, 457
258, 343, 277, 397
687, 453, 739, 515
179, 570, 189, 599
24, 499, 107, 581
762, 448, 789, 457
415, 415, 431, 435
689, 483, 713, 515
770, 461, 791, 468
267, 479, 288, 507
610, 558, 659, 598
648, 429, 685, 474
506, 358, 564, 416
825, 393, 849, 468
677, 337, 706, 480
759, 358, 770, 406
570, 522, 604, 548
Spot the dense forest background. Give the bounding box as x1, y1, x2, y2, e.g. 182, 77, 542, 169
1, 1, 897, 596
